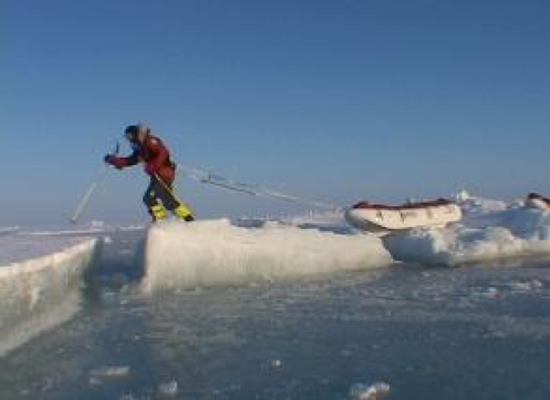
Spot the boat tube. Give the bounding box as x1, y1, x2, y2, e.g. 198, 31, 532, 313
345, 198, 462, 235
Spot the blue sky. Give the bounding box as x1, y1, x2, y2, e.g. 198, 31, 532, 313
2, 0, 549, 226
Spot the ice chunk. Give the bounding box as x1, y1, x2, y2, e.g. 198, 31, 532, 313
484, 287, 501, 300
157, 380, 178, 397
0, 235, 98, 357
89, 377, 102, 386
508, 279, 544, 292
89, 220, 107, 229
349, 382, 391, 400
90, 366, 131, 379
142, 219, 392, 293
455, 189, 472, 202
384, 198, 550, 266
457, 195, 508, 217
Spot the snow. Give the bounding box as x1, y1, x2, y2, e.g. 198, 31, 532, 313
25, 228, 109, 237
234, 210, 351, 233
282, 210, 350, 230
19, 220, 119, 238
142, 219, 393, 293
117, 224, 146, 232
0, 233, 98, 356
0, 234, 96, 266
384, 196, 550, 266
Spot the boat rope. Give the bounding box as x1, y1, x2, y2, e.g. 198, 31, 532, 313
177, 164, 341, 211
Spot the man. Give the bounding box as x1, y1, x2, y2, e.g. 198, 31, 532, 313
104, 124, 194, 222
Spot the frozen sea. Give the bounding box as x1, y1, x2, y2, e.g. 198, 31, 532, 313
1, 228, 550, 400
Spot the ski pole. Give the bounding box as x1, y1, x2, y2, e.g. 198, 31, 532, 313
70, 166, 108, 224
70, 141, 120, 224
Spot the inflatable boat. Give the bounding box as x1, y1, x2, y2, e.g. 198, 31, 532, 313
525, 193, 550, 210
345, 198, 462, 235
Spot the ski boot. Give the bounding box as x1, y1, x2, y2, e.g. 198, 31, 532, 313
173, 204, 194, 222
150, 203, 167, 222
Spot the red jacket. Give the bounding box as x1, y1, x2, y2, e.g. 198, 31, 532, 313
110, 135, 176, 184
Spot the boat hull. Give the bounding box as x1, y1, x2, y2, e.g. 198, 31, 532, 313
345, 202, 462, 234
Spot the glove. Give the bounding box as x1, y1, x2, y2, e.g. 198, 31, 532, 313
104, 155, 124, 169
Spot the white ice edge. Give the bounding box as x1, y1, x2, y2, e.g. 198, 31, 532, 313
23, 229, 108, 237
0, 227, 20, 235
141, 219, 393, 293
0, 239, 98, 357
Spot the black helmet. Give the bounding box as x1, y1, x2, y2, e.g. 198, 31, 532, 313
124, 125, 139, 139
124, 123, 149, 141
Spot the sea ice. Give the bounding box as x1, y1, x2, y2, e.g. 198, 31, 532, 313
142, 219, 392, 293
0, 234, 98, 356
